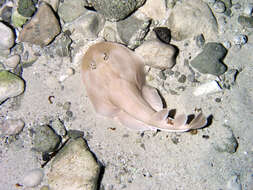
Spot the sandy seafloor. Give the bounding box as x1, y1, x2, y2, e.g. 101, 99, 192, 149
0, 0, 253, 190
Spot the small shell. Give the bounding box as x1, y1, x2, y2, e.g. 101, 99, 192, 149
193, 80, 222, 96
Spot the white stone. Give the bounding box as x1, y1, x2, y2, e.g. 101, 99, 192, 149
0, 22, 15, 50
0, 119, 25, 136
193, 80, 222, 96
135, 40, 176, 69
23, 168, 44, 187
243, 3, 253, 16
166, 0, 218, 41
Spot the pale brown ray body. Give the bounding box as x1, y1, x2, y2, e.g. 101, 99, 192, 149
81, 42, 206, 132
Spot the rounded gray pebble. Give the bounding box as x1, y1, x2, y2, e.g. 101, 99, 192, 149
178, 74, 186, 83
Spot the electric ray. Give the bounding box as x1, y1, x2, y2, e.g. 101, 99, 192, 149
81, 41, 207, 132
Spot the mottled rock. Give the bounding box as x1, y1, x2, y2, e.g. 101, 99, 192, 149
86, 0, 145, 21
195, 34, 205, 48
0, 118, 25, 136
103, 26, 117, 42
1, 6, 12, 24
19, 3, 61, 47
0, 71, 25, 103
190, 42, 227, 76
67, 11, 105, 41
48, 138, 100, 190
166, 0, 218, 41
58, 0, 87, 23
32, 124, 60, 153
117, 14, 151, 49
153, 27, 171, 44
0, 22, 15, 50
238, 16, 253, 28
135, 40, 176, 69
233, 34, 248, 46
219, 69, 239, 89
138, 0, 166, 20
23, 168, 44, 187
17, 0, 36, 17
11, 10, 28, 28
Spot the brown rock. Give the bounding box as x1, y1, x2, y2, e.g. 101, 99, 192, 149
19, 3, 61, 47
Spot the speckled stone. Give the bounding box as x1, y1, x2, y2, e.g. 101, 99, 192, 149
84, 0, 145, 21
1, 6, 12, 24
17, 0, 36, 17
48, 138, 100, 190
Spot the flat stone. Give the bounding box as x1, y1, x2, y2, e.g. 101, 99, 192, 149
32, 124, 60, 153
166, 0, 218, 41
86, 0, 145, 21
0, 22, 15, 50
0, 70, 25, 103
58, 0, 87, 23
190, 42, 227, 76
238, 15, 253, 28
117, 14, 151, 49
135, 40, 176, 69
19, 2, 61, 47
48, 137, 100, 190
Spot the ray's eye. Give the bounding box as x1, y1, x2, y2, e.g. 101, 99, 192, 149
90, 61, 96, 70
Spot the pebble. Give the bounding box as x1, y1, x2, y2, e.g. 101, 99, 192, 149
135, 40, 176, 69
19, 2, 61, 47
23, 168, 44, 187
48, 138, 100, 190
238, 15, 253, 28
153, 27, 171, 44
0, 118, 25, 136
226, 175, 242, 190
5, 55, 20, 68
117, 14, 151, 49
17, 0, 36, 17
0, 70, 25, 103
0, 22, 15, 50
193, 80, 222, 96
233, 34, 247, 46
32, 124, 61, 153
1, 6, 12, 24
178, 74, 186, 83
213, 1, 226, 13
190, 42, 227, 76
